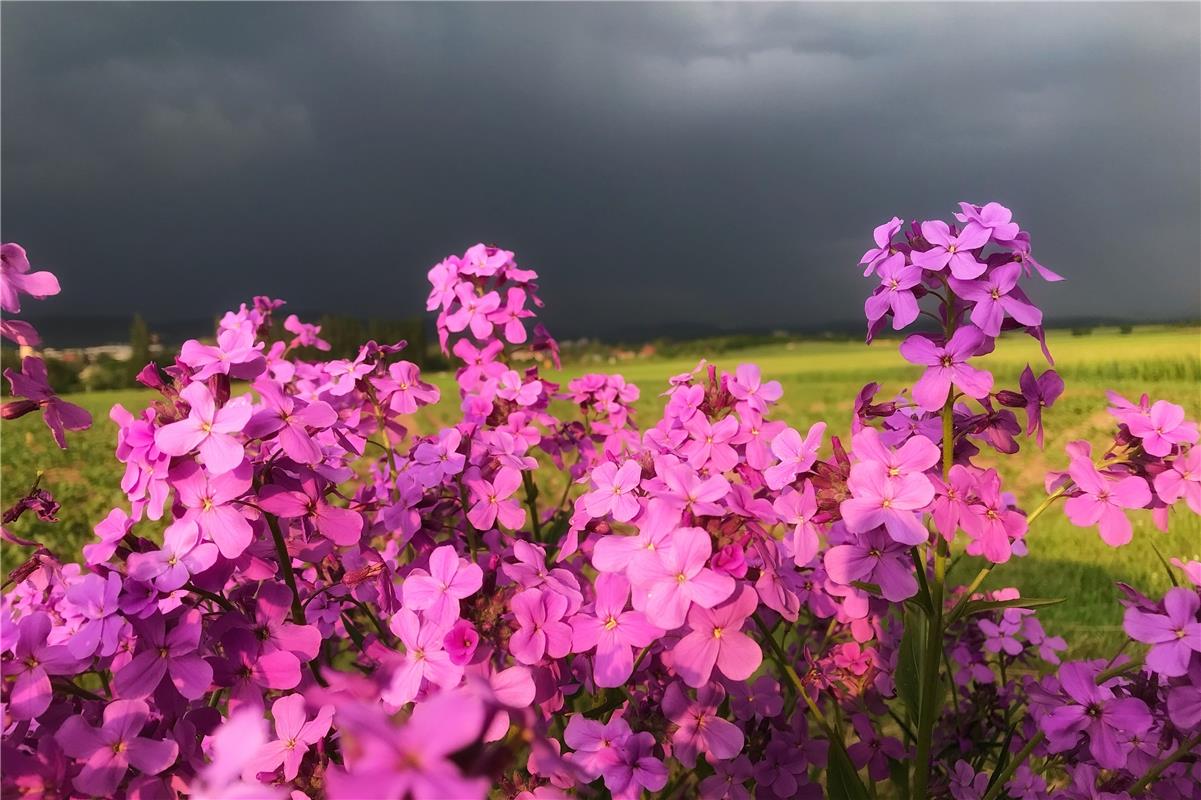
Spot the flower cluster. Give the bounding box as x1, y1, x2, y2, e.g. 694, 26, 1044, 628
2, 212, 1198, 800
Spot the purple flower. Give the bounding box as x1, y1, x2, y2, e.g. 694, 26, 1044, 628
1156, 447, 1201, 514
570, 573, 662, 688
900, 326, 994, 412
3, 612, 79, 719
383, 608, 463, 706
1123, 587, 1201, 677
1017, 365, 1064, 448
1125, 399, 1199, 457
602, 731, 668, 800
259, 471, 363, 548
1040, 662, 1152, 769
865, 254, 922, 330
961, 469, 1028, 564
772, 481, 821, 567
0, 243, 60, 313
956, 202, 1021, 243
950, 263, 1043, 337
2, 357, 92, 449
83, 507, 133, 566
127, 518, 219, 591
172, 460, 255, 558
727, 363, 783, 415
839, 461, 935, 546
911, 220, 991, 279
465, 467, 526, 530
64, 571, 126, 659
563, 714, 631, 780
847, 714, 906, 781
180, 326, 266, 381
824, 527, 918, 601
56, 699, 179, 796
763, 422, 826, 491
671, 585, 762, 688
244, 380, 337, 464
113, 610, 213, 700
661, 682, 745, 767
154, 382, 252, 474
859, 216, 903, 276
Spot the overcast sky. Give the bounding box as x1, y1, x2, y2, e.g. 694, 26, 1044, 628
3, 2, 1199, 338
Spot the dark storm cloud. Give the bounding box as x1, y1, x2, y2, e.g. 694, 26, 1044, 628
3, 2, 1199, 339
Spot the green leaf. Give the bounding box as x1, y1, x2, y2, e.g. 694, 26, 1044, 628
958, 596, 1064, 620
1149, 541, 1180, 588
887, 756, 911, 800
826, 740, 872, 800
895, 608, 925, 722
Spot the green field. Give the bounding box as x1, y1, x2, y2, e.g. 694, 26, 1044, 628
3, 326, 1199, 657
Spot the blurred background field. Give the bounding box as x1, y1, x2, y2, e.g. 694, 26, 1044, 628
3, 325, 1198, 658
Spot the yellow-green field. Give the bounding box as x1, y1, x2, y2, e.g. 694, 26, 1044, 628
3, 326, 1198, 657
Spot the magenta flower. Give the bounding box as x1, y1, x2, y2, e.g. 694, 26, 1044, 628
412, 428, 466, 483
603, 731, 668, 800
57, 702, 178, 794
1156, 448, 1201, 514
443, 619, 480, 666
900, 326, 994, 412
772, 481, 821, 567
3, 612, 79, 719
961, 470, 1028, 564
683, 414, 740, 471
384, 608, 464, 706
2, 356, 92, 449
1123, 587, 1201, 677
847, 714, 906, 781
245, 380, 337, 465
570, 573, 662, 687
851, 426, 940, 479
1040, 662, 1152, 769
1017, 365, 1064, 447
284, 313, 331, 350
172, 460, 255, 558
64, 571, 125, 659
671, 585, 762, 688
154, 381, 252, 474
727, 364, 783, 415
956, 202, 1020, 241
563, 714, 632, 780
378, 361, 441, 414
840, 461, 935, 545
930, 465, 975, 540
911, 219, 990, 279
661, 681, 745, 768
628, 526, 735, 630
259, 472, 363, 547
323, 358, 373, 396
251, 582, 322, 661
582, 460, 643, 522
246, 693, 334, 782
509, 587, 573, 665
1063, 458, 1152, 546
1124, 399, 1199, 456
83, 507, 133, 565
859, 216, 903, 276
763, 422, 826, 490
488, 286, 535, 343
656, 461, 729, 517
465, 467, 526, 530
824, 527, 919, 601
402, 545, 483, 626
180, 326, 266, 381
864, 254, 922, 331
113, 610, 213, 700
0, 243, 60, 313
950, 263, 1042, 337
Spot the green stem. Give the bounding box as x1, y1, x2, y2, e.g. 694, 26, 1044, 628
981, 731, 1045, 800
1128, 731, 1201, 795
522, 472, 543, 542
266, 514, 307, 625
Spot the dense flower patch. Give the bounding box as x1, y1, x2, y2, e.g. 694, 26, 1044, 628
1, 209, 1198, 799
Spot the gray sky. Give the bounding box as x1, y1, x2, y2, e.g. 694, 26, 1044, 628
3, 2, 1199, 338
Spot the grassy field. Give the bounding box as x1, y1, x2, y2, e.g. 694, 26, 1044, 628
3, 325, 1198, 657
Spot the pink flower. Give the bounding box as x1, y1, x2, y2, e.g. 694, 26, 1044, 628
859, 216, 903, 276
2, 356, 92, 449
1063, 458, 1152, 546
509, 587, 573, 665
656, 460, 730, 517
172, 460, 255, 558
682, 414, 740, 471
446, 285, 502, 339
83, 507, 133, 565
900, 326, 994, 412
1123, 587, 1201, 677
56, 700, 179, 795
488, 286, 535, 343
1124, 400, 1199, 457
378, 361, 441, 414
570, 573, 662, 687
402, 545, 483, 626
627, 527, 735, 630
3, 613, 79, 719
1156, 448, 1201, 514
443, 619, 480, 666
0, 243, 60, 313
582, 460, 643, 522
961, 470, 1028, 564
259, 472, 363, 547
384, 608, 464, 705
911, 219, 990, 279
244, 694, 334, 782
64, 572, 125, 659
180, 326, 266, 381
154, 382, 252, 474
955, 202, 1020, 242
671, 585, 762, 688
772, 481, 821, 567
763, 422, 826, 490
563, 714, 631, 780
727, 364, 782, 415
824, 527, 918, 602
465, 467, 526, 530
127, 519, 219, 591
284, 313, 331, 350
661, 682, 745, 768
840, 461, 935, 545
